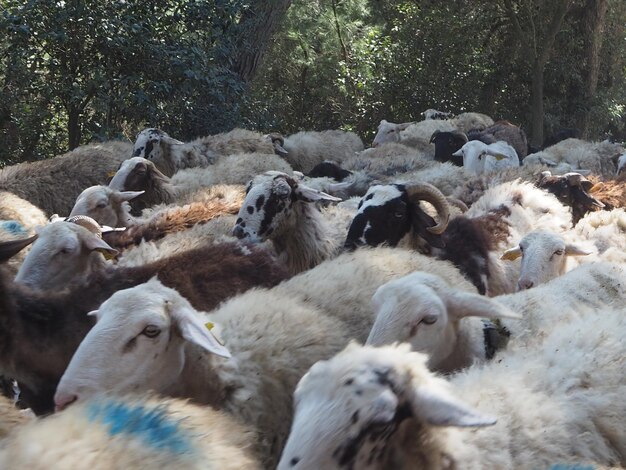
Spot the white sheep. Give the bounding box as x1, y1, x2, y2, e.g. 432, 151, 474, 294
274, 130, 364, 173
133, 128, 276, 177
452, 140, 519, 175
524, 138, 624, 176
366, 261, 626, 372
0, 394, 259, 469
54, 247, 474, 467
279, 326, 626, 469
0, 141, 132, 216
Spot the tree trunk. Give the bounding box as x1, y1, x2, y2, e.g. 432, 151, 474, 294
575, 0, 608, 137
232, 0, 293, 84
67, 107, 81, 151
530, 61, 545, 146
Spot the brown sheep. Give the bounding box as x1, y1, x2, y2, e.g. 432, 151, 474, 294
0, 141, 132, 216
467, 121, 529, 160
1, 235, 289, 414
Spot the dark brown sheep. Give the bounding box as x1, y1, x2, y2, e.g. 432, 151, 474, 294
467, 121, 529, 160
0, 238, 289, 414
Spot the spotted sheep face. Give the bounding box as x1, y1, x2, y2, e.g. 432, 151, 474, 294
345, 185, 411, 249
233, 172, 340, 242
278, 344, 496, 470
133, 128, 166, 162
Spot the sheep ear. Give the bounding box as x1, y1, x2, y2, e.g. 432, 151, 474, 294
501, 246, 522, 261
564, 244, 591, 256
444, 290, 521, 320
171, 305, 231, 358
397, 122, 413, 131
452, 149, 463, 157
112, 190, 144, 203
411, 385, 496, 428
83, 234, 118, 257
273, 141, 289, 156
294, 185, 342, 203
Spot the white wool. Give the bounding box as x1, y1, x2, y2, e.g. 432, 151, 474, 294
280, 321, 626, 469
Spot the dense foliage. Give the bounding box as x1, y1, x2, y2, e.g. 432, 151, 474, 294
1, 0, 625, 164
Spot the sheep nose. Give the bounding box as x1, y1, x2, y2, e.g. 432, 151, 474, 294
518, 279, 534, 290
54, 393, 77, 412
232, 225, 247, 239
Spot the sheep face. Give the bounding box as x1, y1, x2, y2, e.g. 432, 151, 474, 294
278, 343, 495, 470
371, 120, 412, 148
70, 185, 142, 227
109, 157, 161, 192
452, 141, 519, 175
54, 279, 229, 411
15, 222, 116, 290
345, 185, 411, 249
233, 172, 340, 242
344, 184, 448, 251
502, 231, 591, 290
430, 131, 467, 165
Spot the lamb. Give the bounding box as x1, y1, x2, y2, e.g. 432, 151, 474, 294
0, 140, 132, 216
232, 171, 350, 274
451, 140, 519, 175
345, 180, 572, 295
110, 155, 291, 211
133, 128, 276, 177
68, 185, 242, 250
271, 130, 364, 173
54, 247, 475, 466
278, 330, 626, 469
366, 261, 626, 372
1, 233, 288, 414
467, 121, 529, 160
0, 394, 259, 469
524, 138, 624, 176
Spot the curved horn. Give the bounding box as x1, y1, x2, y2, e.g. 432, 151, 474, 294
406, 183, 450, 234
446, 197, 469, 213
429, 130, 441, 144
66, 215, 103, 237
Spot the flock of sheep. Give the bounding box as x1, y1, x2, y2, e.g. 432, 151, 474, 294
0, 109, 625, 469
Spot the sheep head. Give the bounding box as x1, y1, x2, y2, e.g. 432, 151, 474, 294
537, 171, 604, 224
54, 278, 230, 411
233, 171, 340, 242
15, 222, 117, 290
367, 272, 519, 370
133, 128, 183, 177
371, 120, 414, 148
278, 342, 496, 470
70, 185, 143, 228
344, 183, 449, 251
501, 231, 591, 290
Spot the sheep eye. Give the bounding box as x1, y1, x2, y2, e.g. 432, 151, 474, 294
96, 202, 107, 209
554, 249, 564, 256
519, 245, 524, 252
58, 247, 70, 255
421, 315, 437, 325
142, 325, 161, 338
394, 210, 404, 218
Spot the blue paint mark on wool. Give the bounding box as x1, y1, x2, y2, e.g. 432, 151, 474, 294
549, 465, 595, 470
0, 220, 27, 236
86, 399, 193, 455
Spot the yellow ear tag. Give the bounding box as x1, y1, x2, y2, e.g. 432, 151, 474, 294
96, 248, 118, 261
107, 171, 117, 178
205, 322, 225, 345
494, 154, 506, 161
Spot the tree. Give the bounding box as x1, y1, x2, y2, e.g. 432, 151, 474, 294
503, 0, 573, 146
